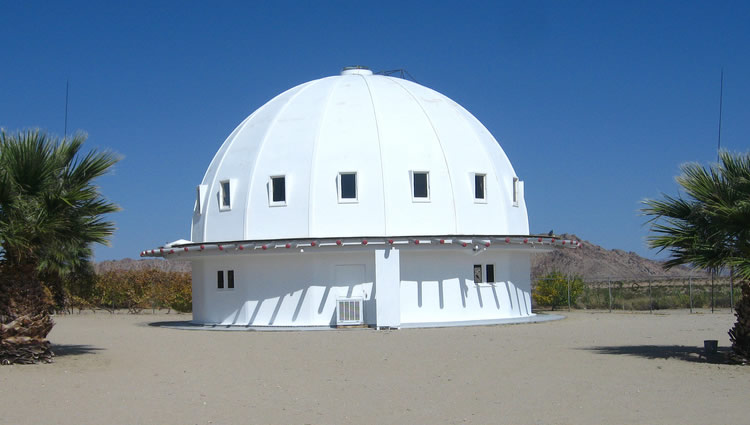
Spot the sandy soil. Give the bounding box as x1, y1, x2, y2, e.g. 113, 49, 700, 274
0, 310, 747, 425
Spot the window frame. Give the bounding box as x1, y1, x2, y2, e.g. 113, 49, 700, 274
227, 270, 235, 289
473, 264, 497, 285
337, 172, 358, 203
217, 270, 235, 291
512, 177, 520, 207
473, 264, 483, 284
485, 264, 495, 283
411, 171, 430, 202
269, 175, 287, 207
217, 270, 225, 289
473, 173, 487, 203
219, 180, 232, 211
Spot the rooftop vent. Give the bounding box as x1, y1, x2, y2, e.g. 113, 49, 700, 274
341, 66, 373, 76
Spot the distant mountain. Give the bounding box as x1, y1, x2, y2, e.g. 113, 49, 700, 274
531, 233, 707, 280
97, 234, 706, 280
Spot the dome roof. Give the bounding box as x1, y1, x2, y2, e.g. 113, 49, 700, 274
191, 68, 529, 243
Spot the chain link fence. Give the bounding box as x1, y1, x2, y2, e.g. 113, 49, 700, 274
531, 275, 741, 313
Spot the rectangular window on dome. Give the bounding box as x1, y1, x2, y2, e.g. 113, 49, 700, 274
474, 173, 486, 201
412, 171, 429, 201
217, 270, 224, 289
338, 172, 357, 203
512, 177, 520, 207
473, 264, 482, 284
220, 180, 231, 210
227, 270, 235, 289
485, 264, 495, 283
270, 176, 286, 206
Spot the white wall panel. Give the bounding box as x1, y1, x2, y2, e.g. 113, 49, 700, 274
399, 248, 533, 325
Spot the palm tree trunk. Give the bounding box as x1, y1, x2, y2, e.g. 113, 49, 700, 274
0, 266, 55, 364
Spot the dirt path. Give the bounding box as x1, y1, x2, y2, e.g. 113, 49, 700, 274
0, 310, 746, 424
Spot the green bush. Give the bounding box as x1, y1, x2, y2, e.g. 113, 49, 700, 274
90, 270, 191, 313
533, 272, 584, 310
151, 271, 192, 313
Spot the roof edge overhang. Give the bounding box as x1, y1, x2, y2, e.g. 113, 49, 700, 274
140, 235, 580, 259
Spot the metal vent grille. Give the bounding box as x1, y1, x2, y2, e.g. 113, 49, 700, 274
336, 298, 364, 325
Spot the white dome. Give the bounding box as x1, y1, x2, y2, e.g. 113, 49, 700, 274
191, 69, 529, 243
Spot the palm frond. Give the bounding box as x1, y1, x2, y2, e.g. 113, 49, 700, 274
642, 151, 750, 279
0, 129, 120, 275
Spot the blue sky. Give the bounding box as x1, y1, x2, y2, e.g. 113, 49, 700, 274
2, 1, 748, 261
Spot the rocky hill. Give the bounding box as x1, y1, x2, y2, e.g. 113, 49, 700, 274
96, 234, 706, 280
530, 234, 706, 280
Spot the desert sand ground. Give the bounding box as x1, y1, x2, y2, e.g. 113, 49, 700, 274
0, 310, 747, 425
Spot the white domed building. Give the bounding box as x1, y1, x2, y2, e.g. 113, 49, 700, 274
143, 67, 578, 328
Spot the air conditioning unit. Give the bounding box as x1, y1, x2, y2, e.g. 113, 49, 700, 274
336, 297, 364, 326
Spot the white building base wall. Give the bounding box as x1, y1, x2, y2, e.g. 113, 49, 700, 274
191, 251, 374, 326
399, 249, 533, 326
189, 247, 533, 328
375, 248, 401, 328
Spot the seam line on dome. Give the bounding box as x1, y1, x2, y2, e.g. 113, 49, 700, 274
361, 75, 389, 235
306, 78, 340, 236
447, 98, 515, 232
198, 100, 266, 242
388, 78, 459, 234
243, 80, 320, 239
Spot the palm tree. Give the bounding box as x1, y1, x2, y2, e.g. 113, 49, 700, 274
0, 129, 119, 364
642, 151, 750, 359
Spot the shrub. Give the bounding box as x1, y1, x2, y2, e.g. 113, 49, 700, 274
92, 271, 128, 313
533, 272, 584, 310
91, 270, 191, 313
150, 271, 192, 313
169, 278, 192, 313
729, 281, 750, 359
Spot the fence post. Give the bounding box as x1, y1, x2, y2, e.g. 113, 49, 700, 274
567, 277, 571, 312
608, 279, 612, 313
689, 277, 693, 314
648, 281, 652, 313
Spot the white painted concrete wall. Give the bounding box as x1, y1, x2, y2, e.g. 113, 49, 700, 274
190, 258, 209, 323
375, 248, 401, 328
191, 250, 374, 326
398, 248, 533, 325
190, 247, 532, 327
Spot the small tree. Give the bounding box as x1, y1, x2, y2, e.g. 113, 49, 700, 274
642, 151, 750, 359
533, 271, 584, 310
0, 130, 119, 364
